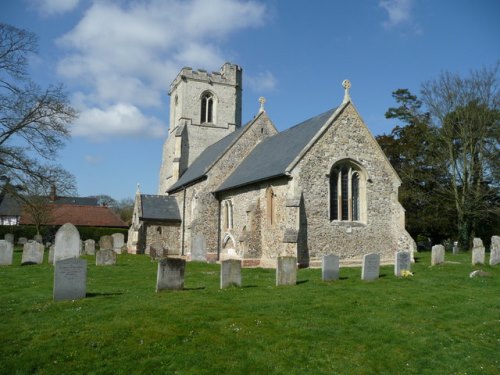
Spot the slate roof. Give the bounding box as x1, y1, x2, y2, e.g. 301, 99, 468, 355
216, 107, 337, 192
140, 195, 181, 222
0, 193, 22, 216
53, 196, 98, 206
167, 125, 245, 193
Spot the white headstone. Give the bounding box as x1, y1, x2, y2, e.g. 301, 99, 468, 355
54, 223, 81, 263
4, 233, 14, 245
220, 259, 242, 289
84, 239, 96, 255
53, 258, 87, 301
322, 254, 339, 281
361, 253, 380, 281
471, 238, 485, 265
490, 236, 500, 266
21, 241, 44, 265
48, 245, 55, 264
276, 256, 297, 286
112, 233, 125, 254
0, 240, 14, 265
431, 245, 445, 266
156, 257, 185, 292
191, 233, 207, 261
394, 251, 411, 277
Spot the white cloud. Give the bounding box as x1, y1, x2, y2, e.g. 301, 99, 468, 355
246, 71, 277, 92
32, 0, 80, 16
84, 154, 103, 164
379, 0, 413, 29
56, 0, 268, 140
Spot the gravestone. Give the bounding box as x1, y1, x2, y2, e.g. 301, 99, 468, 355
21, 241, 44, 265
48, 245, 55, 264
0, 240, 14, 265
4, 233, 14, 245
112, 233, 125, 254
84, 239, 96, 255
452, 241, 459, 255
99, 235, 113, 250
18, 237, 27, 245
220, 259, 242, 288
431, 245, 445, 266
322, 254, 339, 281
191, 233, 207, 261
276, 256, 297, 286
156, 257, 185, 292
149, 241, 167, 260
490, 236, 500, 266
54, 223, 81, 263
361, 253, 380, 281
79, 240, 84, 255
53, 258, 87, 301
96, 249, 116, 266
394, 251, 411, 277
471, 238, 485, 265
33, 234, 43, 244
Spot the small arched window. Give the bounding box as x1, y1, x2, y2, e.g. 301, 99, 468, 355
266, 186, 274, 226
201, 92, 215, 123
330, 161, 365, 222
223, 200, 233, 230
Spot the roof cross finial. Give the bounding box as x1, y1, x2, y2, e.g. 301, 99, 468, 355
342, 79, 351, 103
136, 183, 141, 195
259, 96, 266, 112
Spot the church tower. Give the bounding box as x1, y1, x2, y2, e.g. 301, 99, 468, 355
158, 63, 243, 194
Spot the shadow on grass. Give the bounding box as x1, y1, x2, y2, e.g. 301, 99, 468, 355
296, 280, 309, 285
86, 292, 124, 298
183, 287, 206, 291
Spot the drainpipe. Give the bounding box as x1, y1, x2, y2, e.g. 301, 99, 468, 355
181, 187, 186, 256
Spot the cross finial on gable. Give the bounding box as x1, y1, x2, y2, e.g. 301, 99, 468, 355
259, 96, 266, 112
342, 79, 351, 103
136, 183, 141, 195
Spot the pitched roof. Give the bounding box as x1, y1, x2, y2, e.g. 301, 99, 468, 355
167, 112, 269, 193
0, 193, 22, 216
53, 196, 98, 206
215, 107, 337, 192
20, 204, 128, 227
140, 195, 181, 222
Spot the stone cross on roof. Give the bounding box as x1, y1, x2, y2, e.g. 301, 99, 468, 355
342, 79, 351, 103
259, 96, 266, 112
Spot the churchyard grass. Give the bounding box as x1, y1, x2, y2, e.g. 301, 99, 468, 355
0, 250, 498, 374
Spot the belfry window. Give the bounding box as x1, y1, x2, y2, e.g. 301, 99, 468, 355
201, 92, 214, 123
329, 161, 365, 222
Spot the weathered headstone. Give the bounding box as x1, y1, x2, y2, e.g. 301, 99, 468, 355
33, 234, 43, 244
452, 241, 459, 255
361, 253, 380, 281
53, 258, 87, 301
48, 245, 55, 264
394, 251, 411, 277
431, 245, 445, 266
54, 223, 81, 263
96, 249, 117, 266
276, 256, 297, 286
156, 257, 185, 292
490, 235, 500, 266
471, 238, 485, 265
0, 240, 14, 265
4, 233, 14, 245
149, 241, 167, 260
112, 233, 125, 254
84, 239, 96, 255
191, 233, 207, 261
18, 237, 27, 245
220, 259, 242, 288
99, 235, 113, 250
21, 241, 44, 265
322, 254, 339, 281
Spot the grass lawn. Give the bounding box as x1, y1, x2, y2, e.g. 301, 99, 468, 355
0, 250, 498, 375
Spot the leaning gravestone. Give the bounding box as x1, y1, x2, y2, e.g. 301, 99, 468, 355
276, 256, 297, 286
191, 233, 207, 261
322, 254, 339, 281
490, 235, 500, 266
361, 253, 380, 281
4, 233, 14, 245
54, 223, 80, 263
84, 239, 96, 255
112, 233, 125, 254
471, 238, 485, 265
394, 251, 411, 277
156, 257, 185, 292
0, 240, 14, 265
220, 259, 242, 289
431, 245, 445, 266
96, 249, 116, 266
21, 241, 44, 265
53, 258, 87, 301
48, 245, 55, 264
99, 235, 113, 250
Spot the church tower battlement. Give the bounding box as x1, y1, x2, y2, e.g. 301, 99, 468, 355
159, 62, 243, 194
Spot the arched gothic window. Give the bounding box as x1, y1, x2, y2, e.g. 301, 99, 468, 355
266, 186, 275, 226
223, 200, 233, 230
201, 92, 215, 123
330, 161, 365, 222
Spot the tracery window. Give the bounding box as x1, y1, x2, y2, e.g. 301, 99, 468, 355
329, 161, 365, 222
201, 92, 214, 123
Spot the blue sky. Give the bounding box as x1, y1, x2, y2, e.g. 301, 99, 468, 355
1, 0, 499, 201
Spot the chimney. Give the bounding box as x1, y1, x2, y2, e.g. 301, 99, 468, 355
50, 185, 56, 202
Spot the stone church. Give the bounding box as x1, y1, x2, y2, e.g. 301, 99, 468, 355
128, 62, 415, 267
